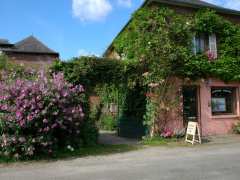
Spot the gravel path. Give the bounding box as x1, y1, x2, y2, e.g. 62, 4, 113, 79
1, 135, 240, 180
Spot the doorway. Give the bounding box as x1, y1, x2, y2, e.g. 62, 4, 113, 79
182, 86, 198, 125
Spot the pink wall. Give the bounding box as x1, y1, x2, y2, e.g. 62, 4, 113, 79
150, 78, 240, 136
155, 78, 185, 134
199, 78, 240, 136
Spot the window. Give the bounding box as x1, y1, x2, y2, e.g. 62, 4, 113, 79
211, 87, 236, 115
192, 33, 217, 59
193, 34, 209, 54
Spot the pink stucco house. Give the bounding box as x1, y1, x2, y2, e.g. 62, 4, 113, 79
104, 0, 240, 136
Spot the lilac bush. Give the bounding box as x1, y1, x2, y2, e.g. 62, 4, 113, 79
0, 71, 87, 158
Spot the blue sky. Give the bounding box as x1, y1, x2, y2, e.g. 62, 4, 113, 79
0, 0, 240, 60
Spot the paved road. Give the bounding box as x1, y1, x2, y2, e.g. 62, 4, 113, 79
1, 141, 240, 180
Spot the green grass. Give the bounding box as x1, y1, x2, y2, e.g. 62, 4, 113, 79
0, 137, 188, 164
0, 154, 16, 164
0, 144, 140, 164
52, 144, 140, 159
141, 136, 184, 146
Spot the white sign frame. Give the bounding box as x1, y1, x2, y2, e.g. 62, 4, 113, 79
185, 121, 202, 145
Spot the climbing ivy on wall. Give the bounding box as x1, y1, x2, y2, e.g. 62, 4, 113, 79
113, 6, 240, 82
111, 5, 240, 136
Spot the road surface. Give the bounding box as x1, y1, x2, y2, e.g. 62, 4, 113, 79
1, 138, 240, 180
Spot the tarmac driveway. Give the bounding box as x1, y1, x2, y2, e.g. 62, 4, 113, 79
1, 136, 240, 180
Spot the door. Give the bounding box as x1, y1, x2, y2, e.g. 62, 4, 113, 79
182, 86, 198, 125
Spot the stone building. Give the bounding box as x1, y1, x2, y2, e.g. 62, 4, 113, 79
104, 0, 240, 136
0, 36, 59, 68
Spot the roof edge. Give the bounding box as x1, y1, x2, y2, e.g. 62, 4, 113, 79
3, 49, 59, 56
150, 0, 240, 16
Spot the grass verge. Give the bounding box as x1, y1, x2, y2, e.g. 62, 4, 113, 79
0, 144, 140, 164
0, 137, 188, 164
141, 136, 185, 146
52, 144, 140, 159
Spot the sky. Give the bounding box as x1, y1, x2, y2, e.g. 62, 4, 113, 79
0, 0, 240, 60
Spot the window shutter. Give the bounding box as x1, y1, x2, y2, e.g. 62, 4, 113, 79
192, 36, 197, 55
209, 34, 217, 59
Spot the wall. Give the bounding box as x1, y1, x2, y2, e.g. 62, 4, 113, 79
160, 77, 240, 136
150, 2, 240, 24
6, 52, 58, 69
154, 77, 185, 134
199, 78, 240, 136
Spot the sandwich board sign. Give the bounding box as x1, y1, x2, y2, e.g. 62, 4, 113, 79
185, 121, 201, 145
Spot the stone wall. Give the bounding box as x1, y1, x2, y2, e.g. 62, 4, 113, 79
6, 52, 58, 69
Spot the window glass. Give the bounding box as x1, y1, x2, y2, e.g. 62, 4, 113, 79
195, 34, 209, 54
211, 87, 236, 115
193, 33, 217, 59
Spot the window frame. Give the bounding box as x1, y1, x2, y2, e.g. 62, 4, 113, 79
211, 87, 237, 116
192, 33, 217, 59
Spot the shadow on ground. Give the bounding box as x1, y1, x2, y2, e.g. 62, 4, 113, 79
98, 131, 140, 145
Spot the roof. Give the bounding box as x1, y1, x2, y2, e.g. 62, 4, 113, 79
0, 36, 59, 55
0, 39, 14, 46
14, 36, 59, 55
104, 0, 240, 56
0, 39, 10, 45
148, 0, 240, 15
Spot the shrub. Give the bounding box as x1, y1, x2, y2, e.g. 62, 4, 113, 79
0, 54, 8, 70
0, 71, 90, 159
0, 54, 37, 82
99, 115, 117, 131
160, 128, 174, 138
233, 122, 240, 134
51, 57, 146, 138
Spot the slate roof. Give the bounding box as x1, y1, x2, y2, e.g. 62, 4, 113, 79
0, 36, 59, 55
0, 39, 11, 45
104, 0, 240, 56
148, 0, 240, 15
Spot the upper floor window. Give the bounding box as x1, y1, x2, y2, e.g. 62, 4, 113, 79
192, 33, 217, 59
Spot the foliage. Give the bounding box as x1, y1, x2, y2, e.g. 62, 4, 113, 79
51, 57, 147, 135
233, 122, 240, 134
143, 96, 157, 135
52, 57, 148, 90
0, 71, 94, 159
52, 7, 240, 138
99, 115, 117, 131
0, 54, 8, 70
52, 57, 124, 89
113, 7, 240, 82
113, 6, 192, 83
112, 6, 240, 136
0, 144, 139, 163
0, 54, 37, 82
141, 136, 180, 146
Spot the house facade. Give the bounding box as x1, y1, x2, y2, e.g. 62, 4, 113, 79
0, 36, 59, 69
105, 0, 240, 136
